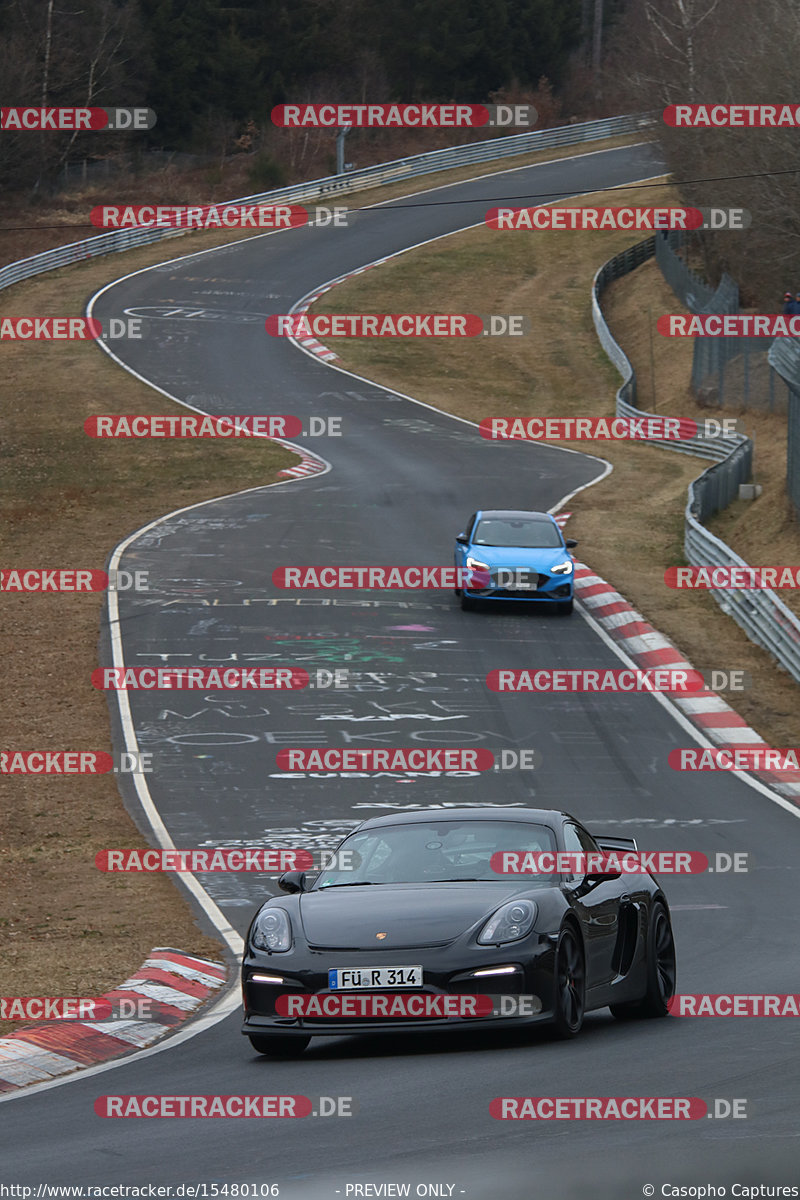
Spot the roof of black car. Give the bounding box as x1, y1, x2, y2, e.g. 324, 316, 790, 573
477, 510, 554, 521
356, 807, 571, 829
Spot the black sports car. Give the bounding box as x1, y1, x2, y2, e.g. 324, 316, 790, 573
241, 807, 676, 1057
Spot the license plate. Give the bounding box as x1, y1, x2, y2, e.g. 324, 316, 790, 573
328, 966, 423, 990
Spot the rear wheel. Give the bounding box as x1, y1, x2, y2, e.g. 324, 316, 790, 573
610, 900, 676, 1020
552, 924, 585, 1038
248, 1034, 310, 1057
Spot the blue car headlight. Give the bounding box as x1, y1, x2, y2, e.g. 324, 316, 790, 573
477, 899, 537, 945
466, 555, 490, 573
251, 907, 292, 952
550, 560, 573, 575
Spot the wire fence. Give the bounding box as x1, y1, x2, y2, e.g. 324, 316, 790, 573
593, 238, 800, 685
768, 337, 800, 521
657, 231, 788, 413
60, 149, 219, 187
656, 230, 739, 314
659, 229, 800, 513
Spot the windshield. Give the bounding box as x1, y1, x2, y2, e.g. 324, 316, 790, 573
313, 820, 558, 887
472, 518, 562, 549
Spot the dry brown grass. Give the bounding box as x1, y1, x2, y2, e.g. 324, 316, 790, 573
0, 231, 295, 1032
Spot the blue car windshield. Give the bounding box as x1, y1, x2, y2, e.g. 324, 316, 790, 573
472, 519, 562, 548
314, 820, 559, 887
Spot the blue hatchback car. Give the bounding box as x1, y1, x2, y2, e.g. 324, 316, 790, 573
454, 509, 578, 614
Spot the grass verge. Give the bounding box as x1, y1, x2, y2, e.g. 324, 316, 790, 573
0, 233, 295, 1034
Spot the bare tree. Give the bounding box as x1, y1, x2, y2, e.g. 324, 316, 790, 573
604, 0, 800, 305
1, 0, 143, 192
640, 0, 722, 102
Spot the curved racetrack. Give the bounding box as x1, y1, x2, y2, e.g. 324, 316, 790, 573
3, 142, 800, 1198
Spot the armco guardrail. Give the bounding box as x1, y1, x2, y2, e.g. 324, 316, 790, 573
592, 238, 746, 470
593, 237, 800, 685
683, 517, 800, 683
0, 112, 654, 295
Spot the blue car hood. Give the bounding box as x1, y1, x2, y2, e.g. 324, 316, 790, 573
467, 545, 569, 571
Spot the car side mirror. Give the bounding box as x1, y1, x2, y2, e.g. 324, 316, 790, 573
565, 538, 578, 548
455, 533, 469, 544
584, 869, 621, 885
278, 869, 308, 894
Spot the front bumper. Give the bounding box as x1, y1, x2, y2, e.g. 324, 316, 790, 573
241, 942, 556, 1038
462, 581, 573, 602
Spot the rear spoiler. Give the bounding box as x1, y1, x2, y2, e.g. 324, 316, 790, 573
594, 835, 638, 853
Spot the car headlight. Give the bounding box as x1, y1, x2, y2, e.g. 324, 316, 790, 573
550, 560, 573, 575
466, 555, 490, 573
477, 899, 537, 945
251, 907, 292, 952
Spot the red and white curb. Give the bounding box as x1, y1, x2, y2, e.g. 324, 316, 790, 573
290, 260, 384, 363
291, 287, 340, 362
0, 949, 226, 1093
275, 437, 327, 479
557, 513, 800, 802
275, 261, 386, 475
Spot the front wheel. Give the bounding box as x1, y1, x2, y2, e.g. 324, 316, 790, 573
460, 593, 478, 611
556, 598, 574, 615
552, 924, 585, 1038
248, 1034, 310, 1058
610, 900, 676, 1020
